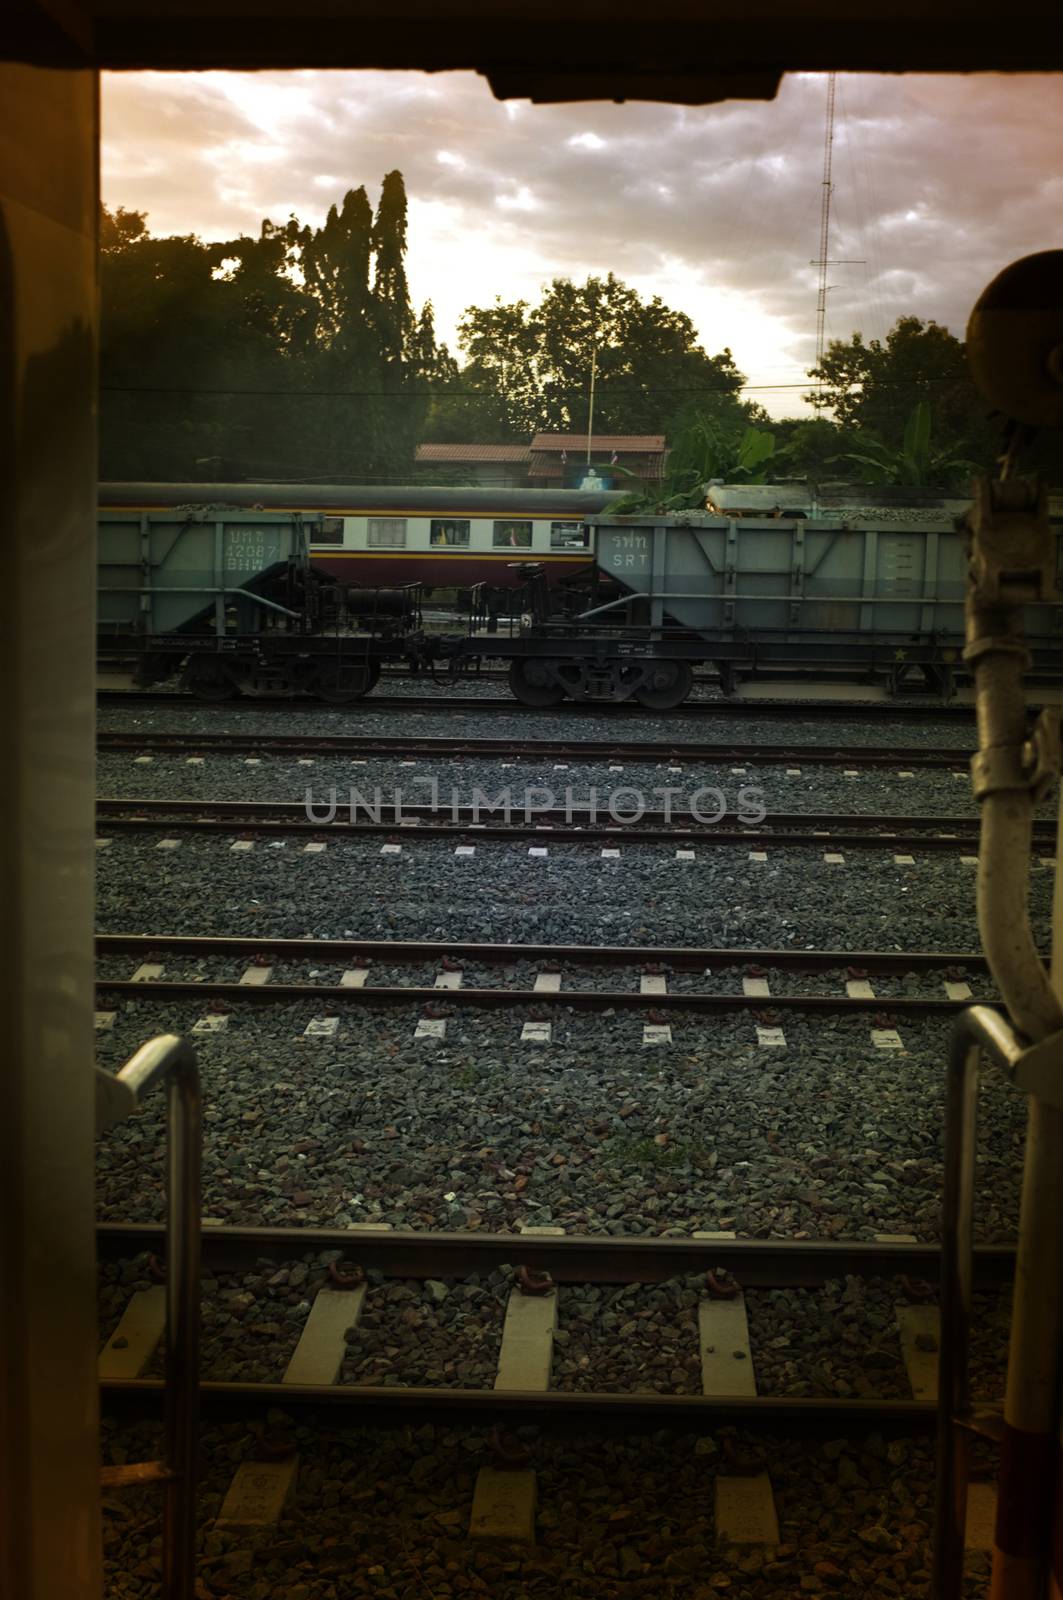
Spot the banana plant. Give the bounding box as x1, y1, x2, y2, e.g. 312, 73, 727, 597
612, 414, 781, 512
833, 401, 978, 488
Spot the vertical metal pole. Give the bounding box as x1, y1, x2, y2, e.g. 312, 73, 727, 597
933, 1033, 980, 1596
967, 592, 1063, 1599
996, 1047, 1063, 1592
1046, 782, 1063, 1600
991, 1100, 1063, 1598
586, 348, 596, 465
163, 1054, 202, 1600
934, 1006, 1026, 1600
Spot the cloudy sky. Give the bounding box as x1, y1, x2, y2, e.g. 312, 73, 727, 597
102, 70, 1062, 417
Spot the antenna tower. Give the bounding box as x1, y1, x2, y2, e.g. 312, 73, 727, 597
814, 72, 837, 370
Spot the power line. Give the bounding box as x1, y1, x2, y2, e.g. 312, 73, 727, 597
99, 375, 967, 399
97, 381, 773, 397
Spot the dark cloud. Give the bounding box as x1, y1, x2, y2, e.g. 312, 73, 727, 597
103, 69, 1063, 413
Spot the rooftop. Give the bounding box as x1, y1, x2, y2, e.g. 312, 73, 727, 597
530, 434, 667, 454
415, 443, 532, 463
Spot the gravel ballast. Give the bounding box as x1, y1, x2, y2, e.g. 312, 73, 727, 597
95, 1001, 1025, 1241
97, 696, 983, 749
94, 831, 1053, 950
98, 748, 992, 821
100, 1416, 992, 1599
340, 1270, 509, 1388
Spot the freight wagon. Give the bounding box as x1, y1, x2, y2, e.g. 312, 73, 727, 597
97, 503, 423, 700
97, 483, 1063, 706
445, 494, 1063, 706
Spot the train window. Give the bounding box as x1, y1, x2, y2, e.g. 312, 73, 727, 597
550, 520, 589, 549
492, 521, 533, 548
367, 518, 407, 547
430, 520, 470, 546
315, 516, 344, 544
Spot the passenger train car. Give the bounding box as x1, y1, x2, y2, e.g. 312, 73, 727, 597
98, 483, 625, 594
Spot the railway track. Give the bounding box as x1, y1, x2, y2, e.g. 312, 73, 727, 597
97, 1221, 1011, 1426
94, 796, 1051, 852
95, 934, 994, 1016
94, 933, 1003, 974
98, 729, 974, 767
97, 688, 982, 720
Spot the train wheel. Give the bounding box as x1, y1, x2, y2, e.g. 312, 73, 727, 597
508, 659, 564, 707
635, 662, 694, 710
314, 661, 380, 704
186, 664, 238, 701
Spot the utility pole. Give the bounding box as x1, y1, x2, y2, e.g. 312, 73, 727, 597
815, 73, 837, 371
811, 73, 863, 383
586, 347, 597, 463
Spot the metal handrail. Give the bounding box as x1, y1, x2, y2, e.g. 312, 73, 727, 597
933, 1005, 1026, 1599
96, 1034, 202, 1600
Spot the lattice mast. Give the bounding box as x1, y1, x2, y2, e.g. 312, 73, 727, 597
814, 72, 837, 369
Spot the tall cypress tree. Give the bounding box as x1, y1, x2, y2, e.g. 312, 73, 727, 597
368, 170, 427, 477
371, 169, 415, 370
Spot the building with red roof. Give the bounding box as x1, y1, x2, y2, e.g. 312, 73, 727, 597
415, 435, 666, 490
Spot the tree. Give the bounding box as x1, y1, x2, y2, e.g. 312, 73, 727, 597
371, 170, 415, 370
100, 205, 147, 253
98, 172, 445, 483
99, 214, 292, 480
428, 274, 747, 442
770, 417, 848, 482
806, 316, 997, 467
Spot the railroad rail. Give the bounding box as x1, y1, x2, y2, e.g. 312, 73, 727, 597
97, 1218, 1017, 1286
97, 1222, 1013, 1427
97, 730, 975, 767
97, 688, 983, 721
94, 796, 1051, 852
93, 981, 976, 1016
94, 934, 1004, 974
95, 935, 993, 1016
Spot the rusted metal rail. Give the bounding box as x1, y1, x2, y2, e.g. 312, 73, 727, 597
97, 729, 974, 767
96, 932, 998, 973
97, 688, 981, 721
94, 796, 1055, 853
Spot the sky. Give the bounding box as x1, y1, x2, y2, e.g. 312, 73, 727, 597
102, 69, 1063, 419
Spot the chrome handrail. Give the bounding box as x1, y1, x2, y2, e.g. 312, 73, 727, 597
97, 1034, 202, 1600
933, 1006, 1025, 1599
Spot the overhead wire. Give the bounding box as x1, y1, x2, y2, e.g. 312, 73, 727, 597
99, 374, 965, 398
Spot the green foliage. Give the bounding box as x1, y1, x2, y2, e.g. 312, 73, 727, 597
423, 274, 746, 443
613, 412, 781, 511
770, 417, 850, 481
100, 192, 1063, 490
806, 316, 997, 468
831, 400, 980, 489
99, 172, 444, 483
600, 1134, 691, 1171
